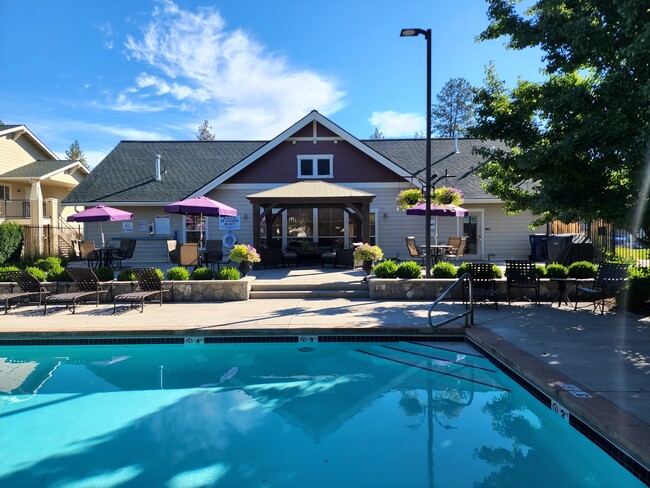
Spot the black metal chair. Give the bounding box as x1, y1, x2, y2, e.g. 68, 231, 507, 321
466, 263, 498, 310
575, 263, 629, 314
113, 239, 137, 269
505, 260, 540, 306
113, 268, 169, 313
202, 240, 224, 270
0, 270, 50, 313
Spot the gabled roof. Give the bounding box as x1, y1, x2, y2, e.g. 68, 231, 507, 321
63, 111, 504, 205
0, 124, 59, 160
0, 160, 86, 180
247, 180, 375, 202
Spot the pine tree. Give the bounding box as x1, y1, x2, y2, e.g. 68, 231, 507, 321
197, 120, 216, 141
65, 140, 89, 168
369, 128, 384, 139
431, 78, 476, 137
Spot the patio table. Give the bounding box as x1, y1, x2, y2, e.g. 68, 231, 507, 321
550, 278, 578, 307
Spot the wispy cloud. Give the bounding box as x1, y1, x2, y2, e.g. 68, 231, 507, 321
369, 111, 425, 137
119, 0, 344, 138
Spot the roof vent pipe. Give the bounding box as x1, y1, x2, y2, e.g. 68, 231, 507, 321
155, 154, 161, 181
454, 136, 459, 153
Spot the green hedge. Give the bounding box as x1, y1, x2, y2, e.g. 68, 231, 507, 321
396, 261, 422, 279
373, 260, 398, 278
217, 266, 241, 280
0, 222, 23, 264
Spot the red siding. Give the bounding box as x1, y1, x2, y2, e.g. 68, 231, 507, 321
225, 140, 404, 184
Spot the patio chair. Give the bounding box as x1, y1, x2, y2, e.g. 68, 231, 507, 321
261, 248, 285, 268
465, 263, 498, 310
113, 268, 169, 313
113, 239, 137, 269
574, 263, 630, 314
44, 267, 108, 314
179, 243, 200, 271
80, 240, 100, 268
505, 260, 540, 306
202, 239, 224, 270
405, 236, 427, 266
0, 270, 50, 313
335, 247, 355, 268
167, 240, 180, 264
445, 236, 467, 261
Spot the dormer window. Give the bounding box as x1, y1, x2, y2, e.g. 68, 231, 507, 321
297, 155, 333, 178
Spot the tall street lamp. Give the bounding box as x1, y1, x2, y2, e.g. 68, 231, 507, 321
400, 27, 433, 277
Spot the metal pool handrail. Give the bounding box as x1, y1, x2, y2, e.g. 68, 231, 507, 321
428, 272, 474, 328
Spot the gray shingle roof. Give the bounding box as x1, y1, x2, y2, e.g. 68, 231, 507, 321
0, 160, 76, 178
63, 140, 267, 204
64, 137, 503, 204
363, 138, 504, 200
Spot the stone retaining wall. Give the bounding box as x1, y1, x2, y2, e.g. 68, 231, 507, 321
0, 278, 252, 303
368, 277, 593, 301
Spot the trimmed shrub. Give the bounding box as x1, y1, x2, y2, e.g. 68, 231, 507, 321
535, 264, 547, 278
619, 267, 650, 313
456, 263, 469, 278
0, 265, 21, 281
568, 261, 597, 279
545, 263, 569, 278
25, 266, 47, 282
217, 266, 241, 280
48, 266, 71, 282
167, 267, 190, 281
373, 260, 398, 278
432, 261, 457, 278
0, 222, 23, 264
191, 267, 214, 280
396, 261, 422, 279
117, 269, 137, 281
490, 265, 503, 279
94, 266, 115, 281
34, 257, 63, 272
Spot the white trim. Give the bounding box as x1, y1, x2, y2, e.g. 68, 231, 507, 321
0, 125, 60, 161
190, 110, 415, 198
297, 154, 333, 179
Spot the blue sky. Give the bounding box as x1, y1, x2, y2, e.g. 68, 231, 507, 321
0, 0, 545, 167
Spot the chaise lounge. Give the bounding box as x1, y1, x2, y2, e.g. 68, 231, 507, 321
113, 268, 169, 313
44, 267, 108, 314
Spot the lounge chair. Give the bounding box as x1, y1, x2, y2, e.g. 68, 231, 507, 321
113, 268, 169, 313
0, 270, 50, 313
574, 263, 629, 314
505, 260, 540, 306
44, 267, 108, 314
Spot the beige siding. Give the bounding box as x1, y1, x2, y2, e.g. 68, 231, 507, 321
480, 205, 545, 259
0, 133, 50, 173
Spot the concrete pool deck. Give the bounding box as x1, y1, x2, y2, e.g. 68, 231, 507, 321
0, 266, 648, 475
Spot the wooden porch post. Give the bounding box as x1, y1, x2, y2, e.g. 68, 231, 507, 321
252, 203, 261, 251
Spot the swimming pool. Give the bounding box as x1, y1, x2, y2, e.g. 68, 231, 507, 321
0, 340, 644, 487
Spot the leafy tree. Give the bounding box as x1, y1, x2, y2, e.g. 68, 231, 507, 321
369, 128, 384, 139
65, 140, 88, 168
413, 131, 425, 139
197, 119, 216, 141
471, 0, 650, 239
432, 77, 476, 137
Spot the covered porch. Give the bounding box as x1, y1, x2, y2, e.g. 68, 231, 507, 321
247, 181, 375, 253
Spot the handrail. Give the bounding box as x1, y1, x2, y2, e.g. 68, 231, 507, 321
428, 272, 474, 328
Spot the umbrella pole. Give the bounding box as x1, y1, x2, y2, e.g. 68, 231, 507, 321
100, 221, 105, 248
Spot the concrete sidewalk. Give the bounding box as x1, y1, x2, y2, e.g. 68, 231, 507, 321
1, 293, 648, 470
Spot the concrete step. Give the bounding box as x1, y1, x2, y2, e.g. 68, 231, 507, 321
250, 289, 371, 299
251, 282, 367, 292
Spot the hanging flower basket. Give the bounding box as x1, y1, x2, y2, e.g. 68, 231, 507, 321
396, 189, 424, 210
433, 187, 464, 205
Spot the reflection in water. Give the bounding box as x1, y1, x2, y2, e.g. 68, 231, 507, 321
0, 344, 643, 488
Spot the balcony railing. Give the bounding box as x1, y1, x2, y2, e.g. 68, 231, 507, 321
0, 199, 47, 219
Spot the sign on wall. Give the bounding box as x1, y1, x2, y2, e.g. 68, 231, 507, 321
219, 216, 241, 230
155, 215, 171, 235
138, 220, 148, 233
122, 221, 134, 233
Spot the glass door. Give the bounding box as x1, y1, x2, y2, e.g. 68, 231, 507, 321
463, 212, 483, 259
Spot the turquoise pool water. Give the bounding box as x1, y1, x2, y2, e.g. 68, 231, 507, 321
0, 341, 643, 487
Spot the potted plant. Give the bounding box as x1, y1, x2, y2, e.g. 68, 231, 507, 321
229, 244, 261, 277
353, 244, 384, 274
396, 188, 424, 210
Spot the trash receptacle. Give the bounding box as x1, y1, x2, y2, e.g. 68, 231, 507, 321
529, 234, 548, 262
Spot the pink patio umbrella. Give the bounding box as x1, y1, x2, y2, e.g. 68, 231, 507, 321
164, 195, 237, 247
67, 205, 134, 247
406, 203, 468, 245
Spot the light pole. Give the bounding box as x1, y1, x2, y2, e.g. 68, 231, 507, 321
401, 27, 433, 277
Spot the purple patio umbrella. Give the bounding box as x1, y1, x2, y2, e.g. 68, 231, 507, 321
406, 203, 468, 244
67, 205, 134, 247
164, 196, 237, 247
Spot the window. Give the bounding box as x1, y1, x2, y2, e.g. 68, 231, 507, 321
318, 207, 344, 248
287, 208, 313, 238
348, 211, 377, 246
297, 155, 333, 178
0, 185, 9, 200
185, 214, 206, 246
